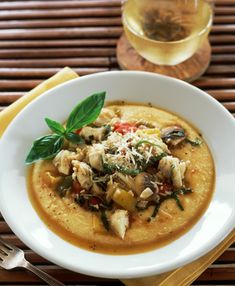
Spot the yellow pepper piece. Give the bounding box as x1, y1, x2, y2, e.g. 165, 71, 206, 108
136, 128, 161, 137
112, 188, 137, 212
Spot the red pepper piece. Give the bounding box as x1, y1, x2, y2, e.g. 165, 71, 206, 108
113, 122, 138, 135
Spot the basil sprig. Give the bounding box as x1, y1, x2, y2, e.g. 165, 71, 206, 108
25, 91, 106, 164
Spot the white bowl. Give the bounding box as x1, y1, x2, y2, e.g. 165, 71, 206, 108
0, 71, 234, 279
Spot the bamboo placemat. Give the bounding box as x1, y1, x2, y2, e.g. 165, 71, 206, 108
0, 0, 234, 285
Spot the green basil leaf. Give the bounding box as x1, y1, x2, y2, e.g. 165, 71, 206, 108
25, 134, 64, 164
100, 210, 109, 231
66, 91, 106, 132
65, 132, 85, 144
45, 118, 65, 135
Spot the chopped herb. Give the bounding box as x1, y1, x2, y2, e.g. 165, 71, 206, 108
172, 193, 184, 211
174, 188, 193, 196
104, 125, 111, 135
103, 162, 141, 175
150, 188, 192, 218
100, 210, 109, 231
149, 153, 167, 164
57, 175, 73, 197
151, 202, 161, 218
75, 195, 86, 206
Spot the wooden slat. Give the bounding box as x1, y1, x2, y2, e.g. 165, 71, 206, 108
206, 89, 235, 101
0, 68, 108, 78
0, 48, 116, 58
214, 7, 235, 15
0, 267, 118, 284
214, 0, 235, 6
212, 45, 235, 53
0, 92, 22, 104
0, 80, 42, 90
206, 65, 235, 74
198, 264, 235, 282
0, 39, 118, 48
222, 102, 235, 111
217, 248, 235, 263
0, 58, 110, 68
0, 0, 121, 10
215, 0, 235, 5
0, 17, 122, 29
0, 27, 123, 39
212, 25, 235, 33
195, 78, 235, 88
0, 234, 27, 249
214, 16, 235, 23
210, 35, 235, 43
0, 7, 122, 20
211, 55, 235, 63
0, 221, 11, 233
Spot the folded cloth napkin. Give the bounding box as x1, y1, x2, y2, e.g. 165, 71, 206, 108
0, 66, 78, 136
0, 67, 234, 286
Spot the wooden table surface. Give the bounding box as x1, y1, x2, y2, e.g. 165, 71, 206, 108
0, 0, 234, 285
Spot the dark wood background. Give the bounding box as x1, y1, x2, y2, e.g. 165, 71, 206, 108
0, 0, 234, 285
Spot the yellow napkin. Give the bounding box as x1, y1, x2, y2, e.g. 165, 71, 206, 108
0, 67, 234, 286
0, 67, 78, 136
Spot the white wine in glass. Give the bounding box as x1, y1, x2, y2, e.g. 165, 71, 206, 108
122, 0, 213, 65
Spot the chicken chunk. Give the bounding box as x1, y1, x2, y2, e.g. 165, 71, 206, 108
87, 144, 104, 171
53, 150, 83, 175
158, 156, 187, 189
72, 161, 93, 190
110, 209, 129, 239
93, 108, 116, 126
80, 126, 107, 142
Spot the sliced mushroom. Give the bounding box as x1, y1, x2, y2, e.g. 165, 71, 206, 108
161, 126, 186, 147
134, 172, 158, 196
